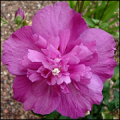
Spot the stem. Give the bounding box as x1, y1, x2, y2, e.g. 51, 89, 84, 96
98, 1, 109, 26
1, 11, 15, 32
78, 1, 85, 13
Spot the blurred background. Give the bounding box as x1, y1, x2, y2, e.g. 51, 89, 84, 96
1, 1, 119, 119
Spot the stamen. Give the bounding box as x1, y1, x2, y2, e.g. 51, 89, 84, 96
52, 68, 60, 76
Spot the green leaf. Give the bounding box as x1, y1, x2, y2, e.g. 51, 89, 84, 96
45, 110, 60, 119
102, 81, 110, 104
1, 17, 8, 24
106, 26, 119, 32
107, 100, 116, 111
102, 1, 119, 22
91, 18, 99, 24
82, 1, 91, 12
103, 112, 113, 119
83, 4, 105, 17
109, 18, 119, 26
59, 115, 71, 119
114, 98, 119, 109
99, 22, 109, 29
111, 65, 119, 82
85, 114, 97, 119
95, 1, 108, 20
67, 1, 76, 9
114, 89, 119, 99
110, 32, 119, 39
83, 17, 95, 27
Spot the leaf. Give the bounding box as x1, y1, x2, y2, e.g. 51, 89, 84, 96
85, 114, 97, 119
109, 18, 119, 26
114, 89, 119, 99
102, 81, 110, 104
99, 22, 109, 29
107, 100, 116, 111
114, 98, 119, 109
83, 17, 95, 27
95, 1, 108, 20
59, 115, 71, 119
82, 1, 91, 12
111, 65, 119, 82
102, 1, 119, 22
102, 112, 113, 119
110, 32, 119, 39
106, 26, 119, 32
113, 79, 119, 88
45, 110, 60, 119
67, 1, 76, 9
83, 4, 105, 17
91, 18, 99, 24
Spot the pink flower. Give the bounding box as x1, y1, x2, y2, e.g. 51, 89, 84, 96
15, 8, 25, 19
2, 2, 117, 119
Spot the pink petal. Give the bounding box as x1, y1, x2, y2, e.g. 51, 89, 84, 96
20, 55, 42, 71
57, 75, 71, 85
47, 35, 60, 49
32, 2, 88, 41
27, 69, 43, 82
31, 80, 60, 114
56, 74, 103, 119
27, 49, 51, 70
13, 76, 60, 114
41, 44, 61, 59
2, 26, 40, 75
12, 75, 32, 103
80, 28, 117, 82
58, 29, 70, 54
32, 34, 47, 49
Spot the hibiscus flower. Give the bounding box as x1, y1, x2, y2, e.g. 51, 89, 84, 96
2, 2, 117, 119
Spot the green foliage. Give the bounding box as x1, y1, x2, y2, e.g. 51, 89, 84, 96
111, 65, 119, 82
1, 17, 8, 26
67, 1, 119, 39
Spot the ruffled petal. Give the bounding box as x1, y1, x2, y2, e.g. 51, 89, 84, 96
32, 2, 89, 41
56, 74, 103, 119
80, 28, 117, 82
2, 26, 40, 75
13, 76, 60, 114
58, 29, 70, 55
27, 49, 51, 70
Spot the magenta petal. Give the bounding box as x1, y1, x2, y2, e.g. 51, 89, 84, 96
13, 76, 60, 114
27, 69, 43, 82
47, 35, 60, 49
32, 34, 47, 49
32, 2, 88, 40
20, 55, 42, 71
59, 29, 70, 54
57, 75, 71, 85
41, 44, 61, 59
12, 76, 32, 103
80, 28, 117, 82
56, 74, 103, 119
2, 26, 40, 75
27, 49, 51, 69
31, 80, 60, 114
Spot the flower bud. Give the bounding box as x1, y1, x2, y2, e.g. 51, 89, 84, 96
15, 8, 25, 19
14, 8, 25, 25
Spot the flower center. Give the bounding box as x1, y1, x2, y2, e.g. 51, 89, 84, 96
52, 68, 60, 76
